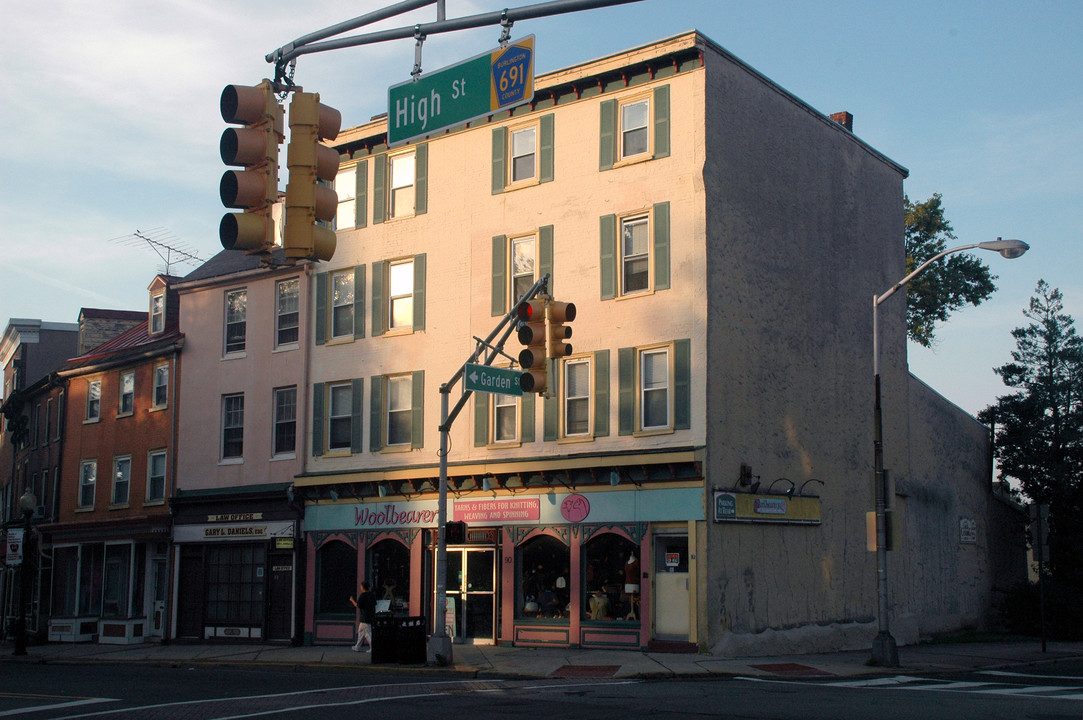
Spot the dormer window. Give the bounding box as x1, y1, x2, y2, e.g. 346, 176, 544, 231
150, 293, 165, 334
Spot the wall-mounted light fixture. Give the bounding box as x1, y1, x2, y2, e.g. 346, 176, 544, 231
377, 482, 389, 498
736, 463, 761, 492
329, 488, 339, 502
769, 478, 796, 498
799, 479, 825, 496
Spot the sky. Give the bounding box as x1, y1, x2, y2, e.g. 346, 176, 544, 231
2, 0, 1081, 419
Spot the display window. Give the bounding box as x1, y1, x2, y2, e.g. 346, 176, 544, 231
367, 539, 411, 615
582, 533, 640, 622
516, 534, 570, 619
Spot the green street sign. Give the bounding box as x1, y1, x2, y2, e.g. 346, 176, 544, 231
464, 363, 523, 397
388, 36, 534, 146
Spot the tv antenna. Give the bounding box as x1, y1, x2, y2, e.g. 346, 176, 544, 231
111, 228, 207, 276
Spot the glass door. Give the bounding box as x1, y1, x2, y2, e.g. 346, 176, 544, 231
439, 548, 495, 643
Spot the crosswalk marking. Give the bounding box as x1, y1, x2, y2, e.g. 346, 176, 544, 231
739, 674, 1083, 702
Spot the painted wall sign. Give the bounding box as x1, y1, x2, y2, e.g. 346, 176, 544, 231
207, 513, 263, 522
560, 494, 590, 523
453, 498, 540, 523
355, 504, 439, 528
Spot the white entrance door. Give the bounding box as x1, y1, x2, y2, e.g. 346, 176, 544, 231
653, 535, 689, 639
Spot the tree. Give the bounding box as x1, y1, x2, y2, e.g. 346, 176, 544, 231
979, 281, 1083, 634
905, 193, 997, 347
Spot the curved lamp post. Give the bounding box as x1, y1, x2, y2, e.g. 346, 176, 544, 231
13, 487, 37, 656
870, 237, 1029, 667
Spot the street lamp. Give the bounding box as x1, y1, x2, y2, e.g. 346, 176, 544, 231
870, 237, 1029, 667
13, 487, 37, 656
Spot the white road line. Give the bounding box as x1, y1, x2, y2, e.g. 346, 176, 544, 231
981, 670, 1083, 682
0, 699, 118, 717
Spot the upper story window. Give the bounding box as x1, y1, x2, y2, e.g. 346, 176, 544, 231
44, 398, 52, 443
621, 98, 650, 158
564, 357, 592, 437
273, 386, 297, 456
599, 85, 670, 170
315, 267, 365, 345
617, 339, 691, 436
389, 151, 416, 219
491, 115, 554, 194
119, 371, 135, 415
510, 125, 536, 183
225, 289, 247, 355
153, 364, 169, 408
639, 347, 670, 431
79, 460, 97, 508
493, 392, 518, 443
86, 380, 102, 421
327, 382, 353, 452
147, 451, 166, 503
332, 271, 355, 339
334, 164, 358, 230
276, 278, 300, 347
373, 145, 427, 224
372, 255, 426, 336
386, 375, 412, 447
599, 203, 670, 301
370, 371, 423, 452
491, 230, 551, 317
55, 390, 64, 439
112, 456, 131, 506
389, 260, 415, 332
512, 235, 536, 306
150, 293, 165, 334
621, 214, 650, 295
221, 393, 244, 460
312, 379, 363, 456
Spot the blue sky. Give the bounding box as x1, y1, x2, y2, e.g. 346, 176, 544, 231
2, 0, 1080, 417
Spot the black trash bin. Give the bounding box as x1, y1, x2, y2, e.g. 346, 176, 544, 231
370, 616, 397, 664
396, 617, 427, 665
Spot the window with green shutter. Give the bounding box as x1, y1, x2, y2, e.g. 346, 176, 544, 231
599, 85, 670, 170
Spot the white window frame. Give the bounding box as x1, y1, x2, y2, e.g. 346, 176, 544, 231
492, 392, 518, 444
619, 95, 651, 160
639, 346, 671, 431
388, 150, 416, 219
388, 259, 415, 332
44, 398, 52, 443
386, 375, 412, 447
119, 371, 135, 416
221, 393, 245, 460
276, 278, 300, 348
620, 213, 651, 296
147, 451, 167, 503
327, 383, 352, 452
86, 380, 102, 421
112, 456, 131, 506
224, 288, 247, 355
150, 293, 165, 334
330, 270, 355, 340
152, 364, 169, 409
79, 460, 97, 509
563, 356, 592, 438
334, 165, 357, 230
509, 123, 538, 184
273, 386, 297, 457
511, 234, 536, 307
55, 390, 64, 439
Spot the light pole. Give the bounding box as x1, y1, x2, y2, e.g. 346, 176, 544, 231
870, 237, 1029, 667
13, 487, 37, 656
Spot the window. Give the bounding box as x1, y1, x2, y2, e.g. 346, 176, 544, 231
389, 151, 416, 219
273, 386, 297, 456
599, 85, 670, 170
564, 357, 591, 437
493, 393, 518, 443
316, 540, 357, 615
640, 347, 669, 430
276, 279, 300, 347
491, 231, 550, 316
328, 383, 352, 451
102, 544, 132, 617
386, 375, 412, 447
31, 403, 39, 446
388, 259, 414, 331
112, 456, 131, 506
79, 460, 97, 508
518, 534, 569, 619
205, 544, 265, 625
510, 125, 536, 183
621, 214, 650, 295
56, 390, 64, 439
150, 293, 164, 333
582, 533, 639, 622
44, 398, 52, 443
86, 380, 101, 421
511, 235, 536, 305
147, 451, 166, 502
153, 365, 168, 408
222, 394, 244, 459
225, 289, 247, 354
618, 340, 690, 436
332, 271, 355, 339
334, 165, 357, 230
119, 371, 134, 415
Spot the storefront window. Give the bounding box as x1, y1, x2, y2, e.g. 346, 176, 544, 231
582, 533, 639, 622
78, 543, 104, 616
317, 540, 357, 615
102, 544, 132, 617
51, 546, 79, 616
205, 544, 266, 625
367, 539, 410, 614
517, 534, 569, 619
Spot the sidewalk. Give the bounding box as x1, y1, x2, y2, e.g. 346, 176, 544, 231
5, 638, 1082, 680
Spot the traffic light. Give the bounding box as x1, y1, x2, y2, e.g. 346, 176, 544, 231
516, 299, 548, 393
547, 301, 576, 358
219, 81, 283, 254
283, 91, 341, 262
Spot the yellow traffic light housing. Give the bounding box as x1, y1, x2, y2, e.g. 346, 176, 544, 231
283, 91, 342, 262
219, 81, 283, 254
516, 300, 548, 393
547, 301, 576, 358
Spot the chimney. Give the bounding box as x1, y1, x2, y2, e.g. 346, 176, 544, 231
830, 111, 853, 132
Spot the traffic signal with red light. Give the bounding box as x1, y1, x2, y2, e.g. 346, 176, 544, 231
283, 91, 341, 262
546, 301, 576, 358
219, 81, 283, 254
516, 299, 548, 393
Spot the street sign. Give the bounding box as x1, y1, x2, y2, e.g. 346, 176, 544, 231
388, 36, 534, 146
464, 363, 523, 396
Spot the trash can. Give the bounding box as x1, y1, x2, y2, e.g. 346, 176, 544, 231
371, 616, 398, 664
396, 616, 427, 665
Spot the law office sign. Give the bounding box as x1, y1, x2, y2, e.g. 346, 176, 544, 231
388, 36, 535, 146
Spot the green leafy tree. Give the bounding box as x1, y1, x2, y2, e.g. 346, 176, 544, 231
979, 282, 1083, 634
905, 193, 997, 347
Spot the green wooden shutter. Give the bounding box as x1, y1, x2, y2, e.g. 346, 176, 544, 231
312, 383, 325, 456
350, 378, 364, 452
474, 393, 489, 447
353, 265, 366, 339
411, 370, 425, 449
520, 391, 535, 443
543, 393, 558, 442
599, 98, 617, 170
600, 214, 617, 300
369, 376, 383, 452
371, 260, 386, 336
674, 339, 691, 430
539, 225, 554, 296
618, 347, 634, 436
413, 253, 426, 331
372, 154, 387, 224
594, 350, 610, 438
653, 85, 670, 159
653, 201, 671, 291
315, 272, 328, 345
355, 158, 368, 228
491, 235, 507, 316
414, 143, 428, 215
491, 127, 507, 194
539, 114, 554, 183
